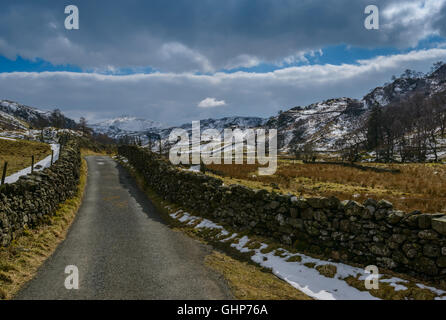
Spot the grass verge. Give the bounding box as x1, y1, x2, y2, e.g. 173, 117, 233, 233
80, 148, 115, 157
205, 251, 311, 300
0, 155, 88, 300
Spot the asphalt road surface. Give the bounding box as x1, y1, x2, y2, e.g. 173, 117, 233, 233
16, 156, 232, 300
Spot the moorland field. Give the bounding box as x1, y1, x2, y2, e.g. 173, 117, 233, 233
0, 139, 51, 177
207, 159, 446, 214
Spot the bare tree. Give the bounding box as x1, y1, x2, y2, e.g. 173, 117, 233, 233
51, 109, 64, 129
78, 117, 92, 136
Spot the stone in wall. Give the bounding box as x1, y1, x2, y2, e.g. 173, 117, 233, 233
0, 141, 81, 247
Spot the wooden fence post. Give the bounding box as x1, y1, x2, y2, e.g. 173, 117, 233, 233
200, 159, 206, 174
1, 162, 7, 185
51, 150, 54, 165
31, 155, 35, 173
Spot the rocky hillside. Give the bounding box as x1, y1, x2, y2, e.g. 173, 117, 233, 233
90, 116, 164, 137
0, 100, 77, 129
266, 64, 446, 153
265, 98, 365, 152
0, 110, 28, 131
363, 66, 446, 108
91, 115, 266, 149
160, 116, 266, 138
0, 100, 82, 143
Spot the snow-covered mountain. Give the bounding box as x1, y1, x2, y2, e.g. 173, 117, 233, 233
90, 116, 164, 136
0, 99, 84, 144
363, 65, 446, 108
157, 116, 267, 150
265, 98, 365, 152
0, 100, 77, 129
0, 110, 28, 131
0, 102, 82, 143
160, 116, 266, 137
90, 115, 267, 147
265, 64, 446, 152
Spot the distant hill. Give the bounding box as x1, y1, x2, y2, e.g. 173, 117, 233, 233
0, 100, 77, 129
89, 64, 446, 157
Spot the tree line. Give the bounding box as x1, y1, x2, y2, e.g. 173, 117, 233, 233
363, 91, 446, 162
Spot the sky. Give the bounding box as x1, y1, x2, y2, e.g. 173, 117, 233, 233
1, 0, 446, 125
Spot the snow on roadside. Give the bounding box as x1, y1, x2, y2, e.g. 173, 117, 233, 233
0, 137, 16, 141
416, 283, 446, 298
168, 209, 446, 300
181, 165, 200, 172
4, 143, 60, 184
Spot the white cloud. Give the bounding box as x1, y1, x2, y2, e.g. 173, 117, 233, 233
198, 97, 226, 108
159, 42, 214, 73
382, 0, 446, 46
0, 48, 445, 125
277, 49, 323, 66
383, 0, 446, 25
224, 54, 261, 70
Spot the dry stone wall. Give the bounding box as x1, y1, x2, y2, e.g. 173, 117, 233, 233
0, 141, 81, 246
119, 145, 446, 283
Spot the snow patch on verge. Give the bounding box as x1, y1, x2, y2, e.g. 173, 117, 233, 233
0, 136, 16, 141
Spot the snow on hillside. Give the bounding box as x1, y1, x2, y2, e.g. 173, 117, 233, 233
266, 64, 446, 152
155, 116, 267, 152
0, 110, 28, 131
0, 99, 77, 129
90, 115, 267, 152
196, 116, 267, 131
363, 65, 446, 108
160, 116, 266, 138
91, 116, 164, 134
1, 100, 51, 122
0, 103, 83, 144
84, 64, 446, 155
266, 98, 365, 152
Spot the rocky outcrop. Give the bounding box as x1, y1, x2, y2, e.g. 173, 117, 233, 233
0, 141, 81, 246
119, 146, 446, 283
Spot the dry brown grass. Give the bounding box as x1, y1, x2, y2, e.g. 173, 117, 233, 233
0, 156, 87, 300
343, 275, 439, 300
80, 148, 115, 156
207, 161, 446, 213
0, 139, 51, 176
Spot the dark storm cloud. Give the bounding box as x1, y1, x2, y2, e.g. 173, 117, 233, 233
0, 0, 444, 72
